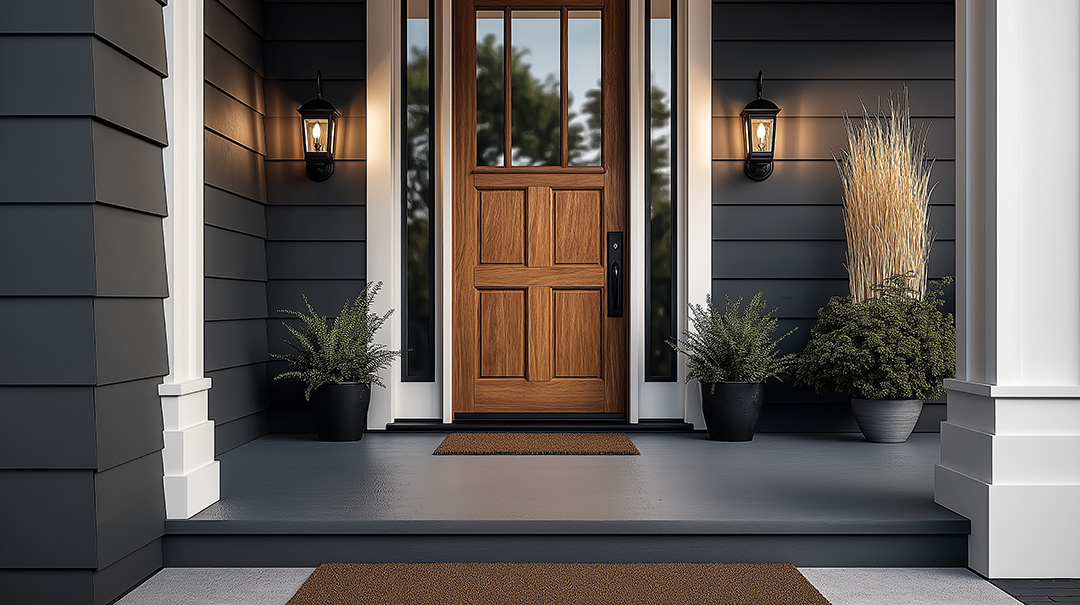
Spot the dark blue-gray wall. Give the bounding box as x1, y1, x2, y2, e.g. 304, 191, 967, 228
263, 0, 368, 433
203, 0, 272, 455
200, 0, 367, 444
710, 0, 956, 431
0, 1, 170, 603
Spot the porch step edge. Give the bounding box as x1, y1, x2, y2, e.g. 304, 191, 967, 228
165, 517, 971, 535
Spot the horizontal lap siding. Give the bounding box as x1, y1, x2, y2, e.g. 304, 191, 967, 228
204, 0, 270, 454
710, 1, 955, 432
262, 1, 367, 434
0, 2, 170, 602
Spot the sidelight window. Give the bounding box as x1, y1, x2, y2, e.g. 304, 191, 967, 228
402, 0, 436, 381
646, 0, 677, 381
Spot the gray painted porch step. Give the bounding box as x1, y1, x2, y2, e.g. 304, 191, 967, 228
163, 433, 969, 567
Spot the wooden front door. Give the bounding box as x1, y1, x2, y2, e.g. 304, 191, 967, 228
452, 0, 628, 414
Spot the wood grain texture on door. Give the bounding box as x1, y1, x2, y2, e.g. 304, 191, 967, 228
453, 0, 627, 415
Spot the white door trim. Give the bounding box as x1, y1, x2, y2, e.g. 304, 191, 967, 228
369, 0, 711, 424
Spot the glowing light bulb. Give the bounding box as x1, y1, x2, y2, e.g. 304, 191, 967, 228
312, 122, 322, 152
756, 122, 767, 151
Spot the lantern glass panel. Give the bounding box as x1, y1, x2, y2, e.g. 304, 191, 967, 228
304, 118, 331, 153
749, 117, 774, 153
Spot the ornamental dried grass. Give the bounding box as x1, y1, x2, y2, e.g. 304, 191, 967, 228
836, 88, 935, 302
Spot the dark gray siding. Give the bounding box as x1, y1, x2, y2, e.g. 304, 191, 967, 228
710, 1, 955, 431
263, 1, 367, 433
204, 0, 271, 454
0, 2, 169, 603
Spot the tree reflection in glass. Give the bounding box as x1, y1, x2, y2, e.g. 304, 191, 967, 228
476, 11, 602, 168
405, 9, 433, 379
476, 13, 505, 166
648, 1, 676, 380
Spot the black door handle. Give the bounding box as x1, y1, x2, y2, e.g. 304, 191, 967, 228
608, 232, 623, 317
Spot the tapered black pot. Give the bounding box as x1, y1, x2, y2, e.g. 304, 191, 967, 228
309, 382, 371, 441
700, 382, 765, 441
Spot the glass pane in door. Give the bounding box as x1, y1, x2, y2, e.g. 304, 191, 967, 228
567, 11, 602, 166
510, 10, 561, 166
476, 11, 505, 166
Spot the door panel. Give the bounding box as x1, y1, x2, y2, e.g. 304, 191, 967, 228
479, 191, 525, 264
554, 289, 603, 377
479, 290, 526, 377
554, 190, 602, 264
454, 0, 627, 415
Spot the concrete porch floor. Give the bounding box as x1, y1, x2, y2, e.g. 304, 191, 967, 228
164, 431, 968, 567
115, 566, 1024, 604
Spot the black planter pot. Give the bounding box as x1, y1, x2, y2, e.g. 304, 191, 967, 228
309, 382, 371, 441
699, 382, 765, 441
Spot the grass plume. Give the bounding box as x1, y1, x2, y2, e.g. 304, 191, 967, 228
835, 88, 935, 302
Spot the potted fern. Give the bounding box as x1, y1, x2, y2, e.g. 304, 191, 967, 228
668, 293, 796, 441
271, 282, 401, 441
796, 275, 955, 442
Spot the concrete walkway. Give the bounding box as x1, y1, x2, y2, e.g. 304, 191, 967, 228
116, 566, 1023, 604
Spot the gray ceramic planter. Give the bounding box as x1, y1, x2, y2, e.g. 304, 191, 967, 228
850, 398, 923, 443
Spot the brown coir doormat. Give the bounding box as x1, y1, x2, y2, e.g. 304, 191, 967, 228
432, 432, 639, 455
288, 562, 830, 605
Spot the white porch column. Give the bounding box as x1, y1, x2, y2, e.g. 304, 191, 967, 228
936, 0, 1080, 578
160, 0, 219, 519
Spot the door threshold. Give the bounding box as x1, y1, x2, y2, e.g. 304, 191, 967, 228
385, 415, 694, 432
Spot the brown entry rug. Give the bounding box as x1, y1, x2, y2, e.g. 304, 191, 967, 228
433, 432, 639, 455
288, 562, 830, 604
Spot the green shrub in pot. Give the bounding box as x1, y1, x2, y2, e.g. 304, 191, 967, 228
796, 274, 956, 442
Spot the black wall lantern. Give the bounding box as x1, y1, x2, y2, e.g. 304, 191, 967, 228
740, 70, 780, 181
297, 71, 341, 182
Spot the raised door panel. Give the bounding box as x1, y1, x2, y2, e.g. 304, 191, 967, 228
480, 190, 525, 264
554, 289, 603, 377
479, 290, 525, 377
474, 378, 605, 410
554, 190, 602, 265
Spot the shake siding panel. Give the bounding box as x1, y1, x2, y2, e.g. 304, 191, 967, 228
0, 387, 96, 469
0, 4, 170, 602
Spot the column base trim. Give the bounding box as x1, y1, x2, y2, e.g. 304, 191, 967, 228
946, 379, 1080, 398
164, 460, 220, 519
159, 377, 212, 397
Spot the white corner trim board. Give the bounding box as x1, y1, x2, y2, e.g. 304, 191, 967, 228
161, 0, 219, 519
365, 0, 401, 427
682, 0, 711, 428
